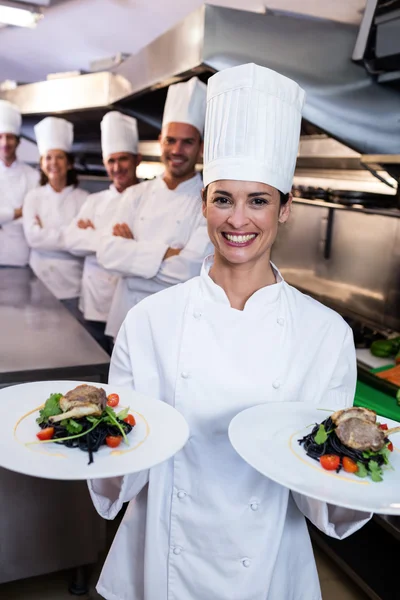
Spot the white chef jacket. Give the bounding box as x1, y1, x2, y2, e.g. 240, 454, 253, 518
89, 256, 370, 600
0, 159, 38, 266
65, 185, 124, 322
96, 173, 213, 339
23, 184, 88, 299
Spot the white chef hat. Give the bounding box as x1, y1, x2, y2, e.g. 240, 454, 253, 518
0, 100, 22, 135
101, 111, 139, 159
34, 116, 73, 156
203, 63, 306, 194
162, 77, 207, 137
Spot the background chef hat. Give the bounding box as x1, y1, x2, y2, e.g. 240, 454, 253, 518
101, 111, 139, 158
203, 63, 306, 194
162, 77, 207, 137
0, 100, 22, 136
34, 116, 73, 156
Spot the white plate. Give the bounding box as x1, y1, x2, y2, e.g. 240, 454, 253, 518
229, 402, 400, 515
0, 380, 189, 480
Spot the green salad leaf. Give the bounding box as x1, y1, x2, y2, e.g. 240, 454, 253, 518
314, 424, 328, 445
36, 393, 63, 424
368, 460, 383, 483
61, 418, 83, 435
355, 462, 368, 478
117, 407, 129, 420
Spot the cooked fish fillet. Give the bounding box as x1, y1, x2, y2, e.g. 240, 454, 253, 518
335, 417, 385, 451
59, 384, 107, 413
331, 407, 376, 426
49, 384, 107, 423
50, 404, 103, 423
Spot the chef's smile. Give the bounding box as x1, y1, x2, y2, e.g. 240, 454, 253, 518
221, 232, 258, 246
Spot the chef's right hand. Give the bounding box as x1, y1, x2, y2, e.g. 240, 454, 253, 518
164, 247, 181, 260
13, 207, 23, 220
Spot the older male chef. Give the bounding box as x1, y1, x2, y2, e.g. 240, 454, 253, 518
65, 112, 141, 351
0, 100, 38, 266
97, 77, 213, 339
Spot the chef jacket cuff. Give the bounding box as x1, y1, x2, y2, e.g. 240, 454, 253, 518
292, 492, 372, 540
88, 470, 149, 520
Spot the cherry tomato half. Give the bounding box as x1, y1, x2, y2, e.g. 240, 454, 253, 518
342, 457, 358, 473
379, 423, 388, 431
105, 435, 122, 448
320, 455, 340, 471
124, 414, 136, 427
388, 442, 394, 452
107, 393, 120, 407
37, 427, 55, 441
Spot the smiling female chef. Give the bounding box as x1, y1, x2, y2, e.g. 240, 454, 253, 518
23, 117, 88, 316
89, 64, 370, 600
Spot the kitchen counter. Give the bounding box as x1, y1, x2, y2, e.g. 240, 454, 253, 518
0, 268, 109, 384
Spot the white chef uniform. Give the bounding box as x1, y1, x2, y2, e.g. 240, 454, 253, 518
0, 100, 38, 266
89, 64, 370, 600
65, 113, 139, 322
23, 117, 88, 299
97, 78, 211, 339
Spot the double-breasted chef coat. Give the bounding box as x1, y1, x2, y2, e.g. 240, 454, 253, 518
65, 185, 123, 322
96, 173, 213, 339
0, 160, 38, 266
89, 256, 370, 600
23, 184, 88, 299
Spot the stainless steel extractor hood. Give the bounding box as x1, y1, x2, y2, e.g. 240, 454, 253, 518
1, 4, 400, 160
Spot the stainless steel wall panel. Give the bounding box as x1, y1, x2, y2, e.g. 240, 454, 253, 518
272, 201, 400, 332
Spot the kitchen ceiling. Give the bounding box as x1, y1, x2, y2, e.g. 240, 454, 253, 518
0, 0, 366, 83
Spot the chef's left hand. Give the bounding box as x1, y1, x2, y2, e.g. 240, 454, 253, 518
78, 219, 95, 229
112, 223, 134, 239
35, 214, 43, 228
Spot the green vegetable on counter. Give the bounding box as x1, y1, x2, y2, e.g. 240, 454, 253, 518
370, 338, 400, 359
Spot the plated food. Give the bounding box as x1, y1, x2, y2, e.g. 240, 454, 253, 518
34, 384, 136, 464
0, 380, 189, 481
298, 407, 399, 482
229, 402, 400, 514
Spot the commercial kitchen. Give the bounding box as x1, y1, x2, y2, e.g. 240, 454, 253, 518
0, 1, 399, 599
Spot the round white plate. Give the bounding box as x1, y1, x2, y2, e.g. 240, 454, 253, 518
0, 380, 189, 480
229, 402, 400, 515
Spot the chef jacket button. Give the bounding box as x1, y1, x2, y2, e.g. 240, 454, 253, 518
173, 547, 182, 556
193, 311, 202, 319
272, 380, 281, 389
181, 371, 189, 379
177, 490, 187, 499
242, 559, 251, 568
250, 502, 259, 511
277, 317, 285, 326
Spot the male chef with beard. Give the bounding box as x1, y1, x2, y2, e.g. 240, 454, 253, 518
97, 77, 213, 340
0, 100, 38, 267
65, 112, 141, 351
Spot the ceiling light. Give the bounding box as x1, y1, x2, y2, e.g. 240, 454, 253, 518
0, 2, 43, 28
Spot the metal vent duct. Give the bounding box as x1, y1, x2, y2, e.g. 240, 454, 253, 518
1, 5, 400, 157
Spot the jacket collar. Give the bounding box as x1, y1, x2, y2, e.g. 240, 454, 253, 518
156, 172, 203, 195
199, 254, 284, 310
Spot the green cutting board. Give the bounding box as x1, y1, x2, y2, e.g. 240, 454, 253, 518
355, 379, 400, 422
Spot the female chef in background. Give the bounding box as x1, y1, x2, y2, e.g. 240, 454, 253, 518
89, 64, 370, 600
23, 117, 88, 317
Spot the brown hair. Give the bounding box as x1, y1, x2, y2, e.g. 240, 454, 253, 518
39, 152, 79, 187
